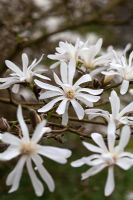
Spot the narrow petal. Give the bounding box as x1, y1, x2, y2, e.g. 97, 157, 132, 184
71, 158, 85, 167
119, 102, 133, 117
26, 158, 44, 197
32, 154, 55, 192
40, 91, 63, 99
56, 99, 68, 115
104, 167, 115, 196
0, 146, 20, 160
107, 118, 116, 152
53, 73, 63, 86
115, 125, 131, 152
91, 133, 108, 152
31, 120, 47, 143
116, 157, 133, 170
77, 88, 103, 95
1, 132, 20, 145
5, 60, 23, 76
7, 156, 26, 193
109, 90, 120, 118
22, 53, 29, 73
35, 79, 63, 93
120, 80, 129, 95
74, 74, 92, 87
82, 141, 103, 153
77, 93, 100, 102
71, 99, 84, 120
38, 96, 65, 113
81, 164, 106, 180
17, 105, 29, 141
60, 61, 68, 83
68, 59, 76, 85
38, 145, 72, 164
61, 102, 69, 126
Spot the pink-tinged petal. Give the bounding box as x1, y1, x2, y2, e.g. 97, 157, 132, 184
17, 105, 29, 141
0, 146, 20, 160
104, 167, 115, 196
34, 79, 63, 93
115, 125, 131, 153
81, 163, 106, 180
22, 53, 29, 73
71, 99, 84, 120
120, 80, 129, 95
74, 74, 92, 87
38, 96, 65, 113
91, 133, 108, 152
116, 157, 133, 170
26, 158, 44, 197
82, 141, 103, 153
109, 90, 120, 118
7, 156, 26, 192
32, 154, 55, 192
56, 99, 68, 115
38, 146, 71, 164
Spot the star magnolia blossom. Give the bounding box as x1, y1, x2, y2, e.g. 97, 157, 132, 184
0, 53, 50, 93
71, 125, 133, 196
48, 38, 86, 69
35, 60, 103, 125
0, 105, 71, 196
79, 38, 110, 69
102, 50, 133, 95
85, 90, 133, 134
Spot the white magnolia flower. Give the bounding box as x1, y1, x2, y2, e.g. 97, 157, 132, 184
71, 125, 133, 196
35, 60, 103, 125
0, 105, 71, 196
79, 38, 110, 69
102, 50, 133, 95
48, 38, 85, 69
0, 53, 50, 93
86, 90, 133, 134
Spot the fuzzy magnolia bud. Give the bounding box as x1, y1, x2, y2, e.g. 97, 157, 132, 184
0, 117, 10, 131
29, 109, 42, 129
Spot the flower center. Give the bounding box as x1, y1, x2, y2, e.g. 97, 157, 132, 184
20, 142, 36, 155
66, 90, 75, 99
102, 152, 118, 165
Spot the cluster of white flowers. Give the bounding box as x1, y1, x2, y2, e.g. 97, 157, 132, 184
0, 37, 133, 197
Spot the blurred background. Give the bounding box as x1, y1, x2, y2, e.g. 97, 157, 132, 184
0, 0, 133, 199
